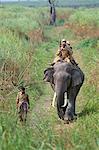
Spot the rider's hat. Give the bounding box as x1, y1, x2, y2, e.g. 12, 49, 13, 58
18, 86, 25, 91
61, 39, 66, 43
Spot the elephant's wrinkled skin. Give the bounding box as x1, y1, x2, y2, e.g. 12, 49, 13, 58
44, 62, 84, 121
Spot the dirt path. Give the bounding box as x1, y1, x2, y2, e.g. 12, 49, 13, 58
29, 85, 55, 126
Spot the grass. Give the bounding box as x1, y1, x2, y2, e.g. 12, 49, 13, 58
69, 8, 99, 27
0, 5, 99, 150
0, 6, 49, 32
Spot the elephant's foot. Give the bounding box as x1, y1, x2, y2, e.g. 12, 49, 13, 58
74, 114, 77, 120
57, 109, 64, 120
72, 113, 77, 120
64, 118, 69, 124
74, 113, 77, 116
64, 115, 77, 124
64, 119, 74, 124
64, 111, 74, 123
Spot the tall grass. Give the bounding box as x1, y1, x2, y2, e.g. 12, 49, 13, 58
0, 5, 99, 150
69, 8, 99, 27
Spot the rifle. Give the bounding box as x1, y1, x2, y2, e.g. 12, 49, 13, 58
59, 40, 61, 51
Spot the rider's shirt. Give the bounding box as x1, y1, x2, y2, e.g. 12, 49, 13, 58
53, 46, 73, 63
16, 93, 29, 106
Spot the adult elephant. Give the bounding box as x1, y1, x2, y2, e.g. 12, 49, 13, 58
43, 61, 84, 122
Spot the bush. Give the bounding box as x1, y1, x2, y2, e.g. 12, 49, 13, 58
69, 8, 99, 27
76, 38, 98, 49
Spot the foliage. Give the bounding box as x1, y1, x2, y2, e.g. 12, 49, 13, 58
69, 8, 99, 27
76, 38, 98, 49
0, 5, 99, 150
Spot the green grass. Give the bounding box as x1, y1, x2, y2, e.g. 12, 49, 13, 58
69, 8, 99, 27
0, 6, 49, 32
0, 5, 99, 150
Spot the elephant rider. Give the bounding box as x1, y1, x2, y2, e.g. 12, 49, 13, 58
52, 39, 78, 66
16, 86, 30, 113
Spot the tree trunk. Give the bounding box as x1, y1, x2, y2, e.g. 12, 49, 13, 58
48, 0, 56, 25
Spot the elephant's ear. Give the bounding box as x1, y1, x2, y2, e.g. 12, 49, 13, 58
71, 69, 83, 87
44, 67, 54, 74
43, 67, 54, 83
44, 68, 48, 75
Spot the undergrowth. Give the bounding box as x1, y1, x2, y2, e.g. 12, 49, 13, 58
0, 5, 99, 150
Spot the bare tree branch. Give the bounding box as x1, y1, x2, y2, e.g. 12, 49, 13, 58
48, 0, 56, 25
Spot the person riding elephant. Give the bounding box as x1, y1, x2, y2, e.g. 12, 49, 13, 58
44, 61, 84, 123
52, 39, 78, 66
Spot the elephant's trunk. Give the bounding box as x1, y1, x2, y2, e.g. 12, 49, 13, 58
56, 91, 67, 108
55, 80, 68, 108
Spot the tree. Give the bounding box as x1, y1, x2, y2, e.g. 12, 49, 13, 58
48, 0, 56, 25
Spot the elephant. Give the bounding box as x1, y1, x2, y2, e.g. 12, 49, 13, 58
43, 61, 84, 122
